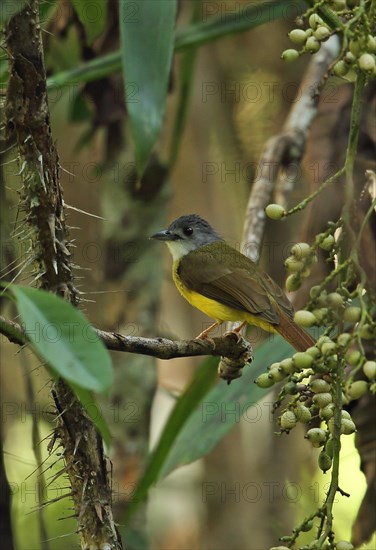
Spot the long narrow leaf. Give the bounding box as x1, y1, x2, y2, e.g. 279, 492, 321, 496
47, 0, 305, 91
122, 357, 218, 522
123, 335, 297, 521
119, 0, 177, 175
71, 0, 107, 45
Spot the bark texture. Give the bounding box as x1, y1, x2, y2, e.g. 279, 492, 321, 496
5, 2, 122, 548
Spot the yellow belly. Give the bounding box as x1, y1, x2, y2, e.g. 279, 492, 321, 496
172, 262, 275, 333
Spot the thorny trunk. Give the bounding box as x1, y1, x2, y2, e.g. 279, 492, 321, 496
5, 1, 122, 547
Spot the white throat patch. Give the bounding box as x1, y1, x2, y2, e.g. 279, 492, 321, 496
166, 241, 192, 261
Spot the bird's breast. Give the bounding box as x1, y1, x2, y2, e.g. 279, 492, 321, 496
172, 261, 257, 325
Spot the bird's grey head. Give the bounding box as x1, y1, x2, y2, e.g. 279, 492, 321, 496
151, 214, 223, 260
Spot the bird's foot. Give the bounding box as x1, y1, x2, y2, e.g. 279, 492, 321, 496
195, 322, 220, 349
224, 321, 248, 342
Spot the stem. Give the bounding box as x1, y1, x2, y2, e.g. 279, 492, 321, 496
316, 71, 367, 548
317, 352, 345, 548
343, 71, 367, 233
285, 168, 345, 216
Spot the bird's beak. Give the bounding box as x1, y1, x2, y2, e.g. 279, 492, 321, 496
150, 229, 179, 241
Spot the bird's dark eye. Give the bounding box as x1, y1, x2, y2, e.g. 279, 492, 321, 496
184, 226, 193, 236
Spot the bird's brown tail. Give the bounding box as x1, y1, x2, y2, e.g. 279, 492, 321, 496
276, 310, 316, 352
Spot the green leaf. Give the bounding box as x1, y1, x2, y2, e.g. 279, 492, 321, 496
69, 91, 92, 123
71, 0, 107, 45
122, 357, 218, 521
119, 0, 177, 176
47, 0, 305, 92
174, 0, 305, 50
73, 385, 112, 447
9, 286, 113, 392
160, 337, 294, 477
124, 335, 299, 520
168, 0, 201, 168
0, 1, 29, 24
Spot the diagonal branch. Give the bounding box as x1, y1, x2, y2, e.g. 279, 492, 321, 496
242, 35, 341, 259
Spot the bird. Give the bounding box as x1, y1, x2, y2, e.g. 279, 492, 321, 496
151, 214, 315, 351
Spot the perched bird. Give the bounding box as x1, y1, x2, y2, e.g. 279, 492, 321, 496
151, 214, 315, 351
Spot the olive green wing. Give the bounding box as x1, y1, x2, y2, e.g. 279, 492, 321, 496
178, 243, 293, 325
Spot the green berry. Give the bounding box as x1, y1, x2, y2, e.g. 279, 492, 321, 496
327, 292, 344, 308
281, 49, 300, 63
316, 290, 328, 307
312, 308, 328, 324
284, 381, 298, 395
318, 450, 332, 472
293, 352, 314, 370
321, 342, 337, 356
317, 335, 331, 348
341, 418, 357, 435
319, 403, 335, 420
342, 391, 350, 405
367, 35, 376, 54
301, 520, 314, 532
306, 346, 320, 358
344, 51, 356, 65
360, 324, 374, 340
349, 39, 361, 57
331, 0, 346, 9
309, 14, 323, 28
294, 404, 312, 423
314, 26, 330, 41
306, 251, 317, 264
347, 380, 368, 400
325, 438, 334, 457
294, 310, 316, 327
286, 273, 301, 292
363, 361, 376, 380
255, 373, 274, 388
310, 285, 321, 299
346, 68, 358, 82
327, 417, 336, 435
265, 203, 285, 219
346, 350, 361, 366
341, 409, 352, 420
269, 364, 287, 382
313, 392, 332, 408
337, 332, 352, 347
343, 306, 361, 323
336, 542, 354, 550
358, 53, 375, 72
288, 29, 307, 45
333, 60, 349, 77
306, 36, 321, 53
328, 417, 356, 435
319, 235, 335, 250
291, 242, 311, 259
285, 256, 304, 273
310, 379, 331, 393
280, 358, 295, 374
306, 427, 327, 447
280, 410, 297, 430
326, 354, 338, 371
